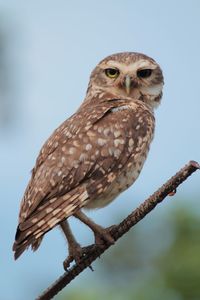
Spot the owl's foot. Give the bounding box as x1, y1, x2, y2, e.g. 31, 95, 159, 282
63, 225, 117, 270
63, 243, 95, 271
94, 225, 116, 247
63, 243, 85, 270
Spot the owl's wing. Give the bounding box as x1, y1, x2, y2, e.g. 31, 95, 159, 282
14, 99, 152, 258
19, 101, 124, 219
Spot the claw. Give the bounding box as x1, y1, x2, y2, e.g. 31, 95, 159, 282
63, 255, 74, 271
63, 243, 83, 270
63, 244, 95, 271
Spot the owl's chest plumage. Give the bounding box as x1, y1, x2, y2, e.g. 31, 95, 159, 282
85, 102, 155, 209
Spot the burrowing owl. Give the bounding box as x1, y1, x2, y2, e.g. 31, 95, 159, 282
13, 52, 164, 268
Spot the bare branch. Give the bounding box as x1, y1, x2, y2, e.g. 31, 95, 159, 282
36, 160, 200, 300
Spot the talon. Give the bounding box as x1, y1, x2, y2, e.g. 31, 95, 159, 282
63, 243, 83, 271
63, 244, 96, 271
63, 255, 74, 271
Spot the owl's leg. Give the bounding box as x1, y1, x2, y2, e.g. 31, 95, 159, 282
60, 219, 85, 270
74, 210, 115, 246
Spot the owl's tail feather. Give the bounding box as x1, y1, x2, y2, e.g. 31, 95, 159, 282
13, 229, 42, 260
12, 187, 89, 260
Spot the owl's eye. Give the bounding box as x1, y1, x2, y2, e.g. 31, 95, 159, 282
105, 68, 120, 78
137, 69, 152, 78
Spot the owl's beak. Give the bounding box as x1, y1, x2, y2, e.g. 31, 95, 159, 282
124, 75, 131, 95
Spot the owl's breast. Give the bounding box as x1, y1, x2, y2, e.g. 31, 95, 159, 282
86, 140, 150, 209
85, 102, 155, 209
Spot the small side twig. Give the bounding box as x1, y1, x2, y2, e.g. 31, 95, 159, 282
36, 160, 199, 300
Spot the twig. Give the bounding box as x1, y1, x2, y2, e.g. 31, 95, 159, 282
36, 160, 199, 300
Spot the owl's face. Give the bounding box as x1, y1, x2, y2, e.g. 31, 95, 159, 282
88, 52, 164, 109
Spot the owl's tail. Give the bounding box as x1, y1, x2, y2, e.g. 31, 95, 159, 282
13, 227, 43, 260
12, 187, 89, 260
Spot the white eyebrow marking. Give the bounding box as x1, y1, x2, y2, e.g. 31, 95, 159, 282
101, 60, 157, 73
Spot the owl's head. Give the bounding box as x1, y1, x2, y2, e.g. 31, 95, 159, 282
87, 52, 164, 109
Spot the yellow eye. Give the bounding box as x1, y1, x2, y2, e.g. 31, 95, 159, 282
105, 68, 120, 78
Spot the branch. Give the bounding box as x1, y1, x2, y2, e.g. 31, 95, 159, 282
36, 160, 199, 300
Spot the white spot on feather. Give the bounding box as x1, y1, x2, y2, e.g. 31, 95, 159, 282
111, 105, 129, 112
98, 138, 107, 146
85, 144, 92, 151
69, 147, 76, 154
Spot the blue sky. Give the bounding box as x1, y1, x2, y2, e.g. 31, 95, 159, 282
0, 1, 200, 299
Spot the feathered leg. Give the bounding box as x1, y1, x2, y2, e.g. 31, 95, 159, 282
60, 219, 86, 270
74, 210, 115, 246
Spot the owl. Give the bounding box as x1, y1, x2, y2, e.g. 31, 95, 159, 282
13, 52, 164, 268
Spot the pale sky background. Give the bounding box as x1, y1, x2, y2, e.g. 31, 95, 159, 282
0, 1, 200, 299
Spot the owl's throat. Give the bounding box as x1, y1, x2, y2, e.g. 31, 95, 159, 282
85, 85, 162, 110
